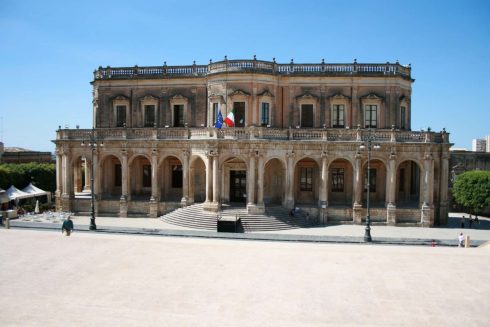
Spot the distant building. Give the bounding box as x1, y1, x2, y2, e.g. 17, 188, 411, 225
0, 144, 52, 164
471, 136, 490, 152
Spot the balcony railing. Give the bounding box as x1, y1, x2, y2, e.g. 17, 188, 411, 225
57, 127, 448, 144
94, 59, 411, 80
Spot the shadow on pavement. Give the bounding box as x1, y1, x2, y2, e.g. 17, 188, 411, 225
445, 214, 490, 230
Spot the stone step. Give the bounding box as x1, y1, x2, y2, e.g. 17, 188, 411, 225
159, 204, 310, 232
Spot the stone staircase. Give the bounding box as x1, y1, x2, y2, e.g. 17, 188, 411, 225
159, 203, 310, 232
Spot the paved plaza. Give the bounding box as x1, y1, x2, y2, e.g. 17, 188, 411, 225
1, 228, 489, 326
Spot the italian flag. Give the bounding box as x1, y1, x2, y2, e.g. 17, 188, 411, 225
224, 109, 235, 127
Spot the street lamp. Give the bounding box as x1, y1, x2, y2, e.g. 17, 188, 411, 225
359, 128, 380, 242
81, 128, 103, 230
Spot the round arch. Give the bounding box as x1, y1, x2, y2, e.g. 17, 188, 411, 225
396, 159, 422, 208
328, 158, 354, 206
264, 158, 286, 205
294, 157, 320, 205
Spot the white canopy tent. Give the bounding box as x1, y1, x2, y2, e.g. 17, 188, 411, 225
0, 188, 9, 204
5, 185, 33, 201
21, 183, 51, 203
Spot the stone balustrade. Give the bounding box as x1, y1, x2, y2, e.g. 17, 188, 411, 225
57, 127, 448, 144
94, 59, 411, 80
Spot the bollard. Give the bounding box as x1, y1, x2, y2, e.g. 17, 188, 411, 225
5, 217, 10, 229
464, 235, 471, 248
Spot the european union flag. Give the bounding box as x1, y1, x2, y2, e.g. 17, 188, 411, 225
215, 109, 224, 129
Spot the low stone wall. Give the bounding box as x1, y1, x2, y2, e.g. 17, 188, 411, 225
360, 208, 387, 223
327, 207, 353, 223
98, 200, 120, 216
396, 208, 421, 224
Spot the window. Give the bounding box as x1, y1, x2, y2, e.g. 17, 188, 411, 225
331, 168, 344, 192
173, 105, 184, 127
234, 102, 246, 127
171, 165, 183, 188
301, 104, 313, 127
261, 102, 270, 126
212, 103, 219, 125
144, 105, 156, 127
332, 104, 345, 128
300, 167, 313, 191
364, 168, 376, 192
364, 105, 377, 128
400, 106, 406, 129
114, 164, 122, 187
143, 165, 151, 188
116, 105, 126, 127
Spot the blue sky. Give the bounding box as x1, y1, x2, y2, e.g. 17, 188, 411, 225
1, 0, 489, 151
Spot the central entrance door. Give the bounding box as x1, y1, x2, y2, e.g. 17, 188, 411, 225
230, 170, 246, 203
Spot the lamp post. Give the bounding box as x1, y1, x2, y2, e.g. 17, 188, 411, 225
359, 128, 380, 242
82, 128, 103, 230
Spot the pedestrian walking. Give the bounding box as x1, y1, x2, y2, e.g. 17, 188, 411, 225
458, 232, 465, 247
62, 216, 74, 236
469, 216, 473, 228
460, 216, 465, 228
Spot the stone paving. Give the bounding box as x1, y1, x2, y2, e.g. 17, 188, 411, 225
8, 211, 490, 246
1, 229, 489, 326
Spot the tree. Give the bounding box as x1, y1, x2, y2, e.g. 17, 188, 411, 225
452, 170, 490, 215
0, 163, 56, 192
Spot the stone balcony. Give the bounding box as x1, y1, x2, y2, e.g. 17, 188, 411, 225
56, 127, 449, 144
93, 59, 412, 81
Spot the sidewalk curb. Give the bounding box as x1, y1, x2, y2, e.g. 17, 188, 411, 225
8, 221, 485, 247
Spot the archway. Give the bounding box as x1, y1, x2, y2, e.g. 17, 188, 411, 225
129, 155, 151, 201
328, 158, 353, 206
158, 156, 183, 202
264, 158, 285, 205
99, 155, 122, 200
294, 158, 319, 205
189, 156, 206, 203
222, 156, 247, 204
362, 159, 387, 207
396, 160, 421, 208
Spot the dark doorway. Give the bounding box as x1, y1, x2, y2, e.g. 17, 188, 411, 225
233, 102, 245, 127
230, 170, 246, 203
301, 104, 313, 127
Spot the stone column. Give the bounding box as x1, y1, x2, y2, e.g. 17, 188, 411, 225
205, 154, 212, 203
285, 152, 295, 209
319, 153, 328, 224
83, 157, 91, 191
181, 150, 189, 206
55, 149, 63, 210
351, 86, 359, 127
149, 149, 158, 218
319, 153, 328, 206
247, 152, 256, 210
119, 150, 128, 217
257, 154, 265, 207
386, 153, 397, 225
421, 153, 434, 227
439, 152, 450, 225
353, 153, 363, 224
212, 153, 219, 203
188, 166, 195, 204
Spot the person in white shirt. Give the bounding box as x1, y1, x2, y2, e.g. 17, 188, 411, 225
458, 233, 465, 247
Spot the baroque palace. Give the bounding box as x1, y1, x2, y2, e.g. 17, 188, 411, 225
54, 57, 451, 226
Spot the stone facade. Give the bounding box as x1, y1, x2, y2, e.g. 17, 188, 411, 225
54, 58, 451, 226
